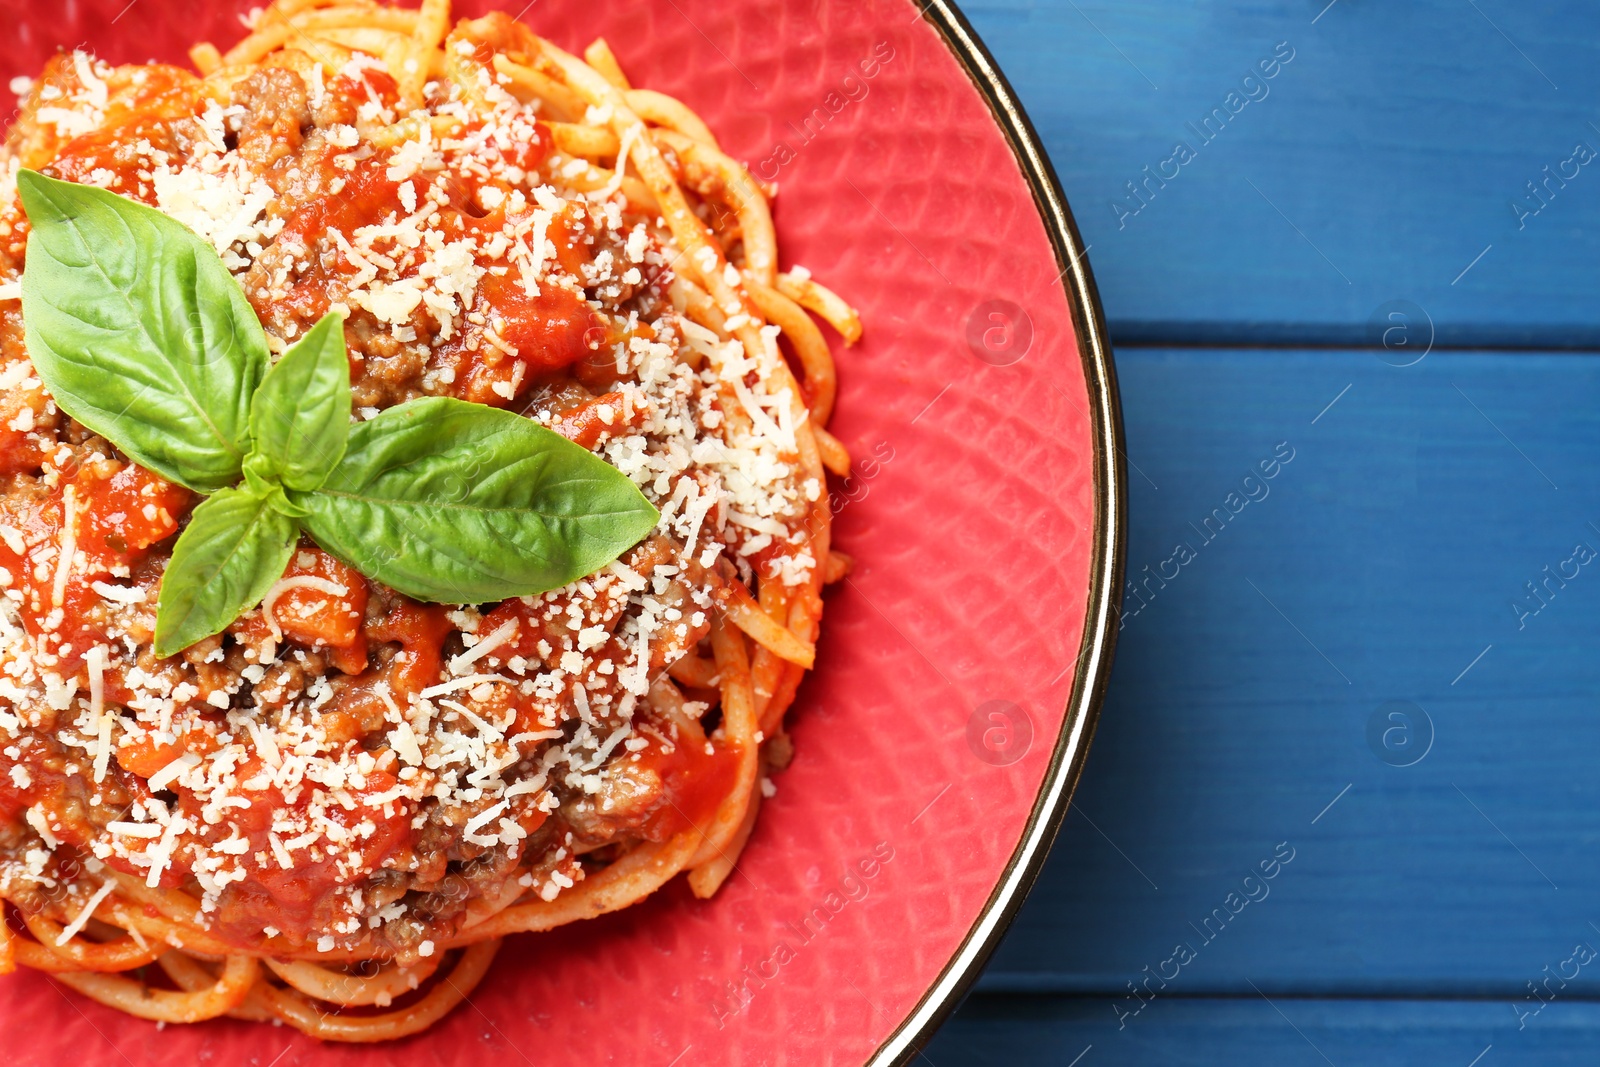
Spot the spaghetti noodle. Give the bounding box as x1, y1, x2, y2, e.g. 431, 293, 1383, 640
0, 0, 858, 1041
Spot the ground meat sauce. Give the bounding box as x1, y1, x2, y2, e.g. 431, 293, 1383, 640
0, 36, 815, 960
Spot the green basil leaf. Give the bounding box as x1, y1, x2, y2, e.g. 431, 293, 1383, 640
154, 486, 299, 658
242, 454, 311, 519
247, 310, 351, 492
293, 396, 659, 603
17, 170, 268, 493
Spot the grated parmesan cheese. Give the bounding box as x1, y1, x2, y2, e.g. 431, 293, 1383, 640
0, 38, 825, 948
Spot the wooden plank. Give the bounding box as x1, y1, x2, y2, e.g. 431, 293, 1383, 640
961, 0, 1600, 345
978, 348, 1600, 993
933, 995, 1600, 1065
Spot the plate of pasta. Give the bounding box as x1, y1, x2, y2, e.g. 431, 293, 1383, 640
0, 1, 1122, 1064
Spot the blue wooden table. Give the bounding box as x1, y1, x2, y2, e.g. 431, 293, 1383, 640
926, 1, 1600, 1062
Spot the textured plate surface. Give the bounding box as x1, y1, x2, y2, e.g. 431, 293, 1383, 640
0, 2, 1112, 1064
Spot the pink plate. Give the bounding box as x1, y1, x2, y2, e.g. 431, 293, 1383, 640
0, 2, 1123, 1064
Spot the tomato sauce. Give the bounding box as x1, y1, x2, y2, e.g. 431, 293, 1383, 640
0, 44, 766, 955
269, 545, 370, 674
636, 732, 742, 841
44, 68, 204, 204
0, 458, 187, 677
190, 757, 416, 948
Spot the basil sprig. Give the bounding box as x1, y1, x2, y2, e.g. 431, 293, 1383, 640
16, 171, 659, 658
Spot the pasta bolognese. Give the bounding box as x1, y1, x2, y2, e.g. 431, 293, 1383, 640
0, 0, 857, 1041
